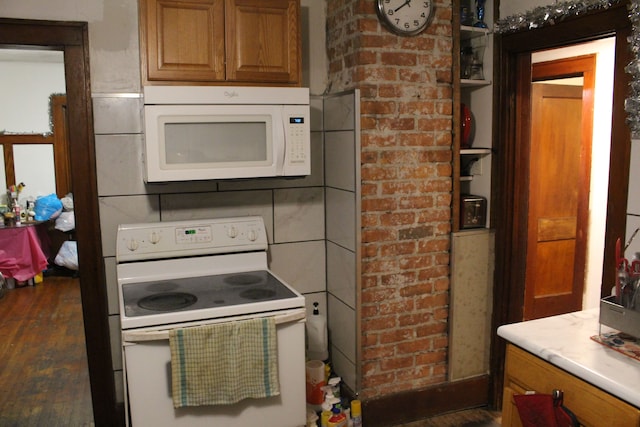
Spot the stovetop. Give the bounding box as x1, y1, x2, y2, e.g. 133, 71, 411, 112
116, 217, 305, 329
122, 270, 299, 318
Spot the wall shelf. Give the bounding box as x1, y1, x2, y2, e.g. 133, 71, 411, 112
453, 0, 494, 232
460, 25, 490, 39
461, 78, 492, 87
461, 147, 491, 155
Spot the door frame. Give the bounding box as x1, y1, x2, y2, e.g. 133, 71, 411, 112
0, 19, 118, 425
490, 1, 632, 407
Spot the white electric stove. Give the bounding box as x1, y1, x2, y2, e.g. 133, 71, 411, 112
116, 216, 306, 427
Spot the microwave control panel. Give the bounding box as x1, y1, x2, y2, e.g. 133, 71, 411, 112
283, 105, 311, 176
287, 116, 307, 164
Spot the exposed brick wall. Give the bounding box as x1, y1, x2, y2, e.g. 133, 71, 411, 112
326, 0, 453, 398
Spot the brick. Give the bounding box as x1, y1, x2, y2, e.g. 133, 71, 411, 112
380, 356, 415, 371
399, 281, 435, 298
326, 0, 454, 398
381, 52, 417, 66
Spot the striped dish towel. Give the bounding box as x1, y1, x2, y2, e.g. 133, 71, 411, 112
169, 317, 280, 408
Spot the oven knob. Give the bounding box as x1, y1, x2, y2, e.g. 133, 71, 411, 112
248, 229, 258, 241
149, 231, 161, 244
227, 226, 238, 239
127, 239, 139, 251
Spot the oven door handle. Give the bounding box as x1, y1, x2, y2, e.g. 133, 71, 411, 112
122, 308, 306, 343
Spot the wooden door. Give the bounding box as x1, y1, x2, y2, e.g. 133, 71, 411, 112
51, 95, 72, 197
225, 0, 301, 84
523, 56, 595, 320
140, 0, 225, 83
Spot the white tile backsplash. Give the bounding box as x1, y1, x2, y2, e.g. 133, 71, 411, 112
324, 92, 357, 131
92, 95, 142, 134
274, 187, 325, 242
269, 241, 326, 294
160, 190, 274, 241
95, 134, 147, 196
325, 130, 356, 191
327, 241, 356, 309
99, 195, 161, 257
330, 344, 357, 393
328, 294, 356, 363
310, 96, 324, 131
326, 187, 356, 251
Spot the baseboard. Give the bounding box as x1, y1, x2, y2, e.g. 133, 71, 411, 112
362, 375, 490, 427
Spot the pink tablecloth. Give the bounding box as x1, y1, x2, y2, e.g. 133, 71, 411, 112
0, 225, 48, 281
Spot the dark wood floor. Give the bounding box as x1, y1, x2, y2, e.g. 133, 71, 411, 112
395, 408, 502, 426
0, 275, 94, 426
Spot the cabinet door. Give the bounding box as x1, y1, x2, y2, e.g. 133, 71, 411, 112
502, 344, 640, 427
225, 0, 301, 84
141, 0, 225, 82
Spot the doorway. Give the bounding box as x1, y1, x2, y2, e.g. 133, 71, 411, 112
0, 19, 118, 425
490, 1, 632, 408
523, 54, 596, 320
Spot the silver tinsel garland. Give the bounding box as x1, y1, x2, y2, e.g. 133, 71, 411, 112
625, 0, 640, 134
495, 0, 640, 134
494, 0, 622, 33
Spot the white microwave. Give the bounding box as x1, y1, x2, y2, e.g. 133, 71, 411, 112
142, 86, 310, 182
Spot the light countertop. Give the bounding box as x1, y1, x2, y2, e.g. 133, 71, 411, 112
497, 309, 640, 408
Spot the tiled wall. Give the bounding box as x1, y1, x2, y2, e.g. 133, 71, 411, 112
96, 93, 329, 403
323, 91, 361, 392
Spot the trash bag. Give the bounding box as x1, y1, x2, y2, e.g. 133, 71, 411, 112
60, 193, 74, 211
54, 241, 79, 271
54, 211, 75, 232
34, 194, 63, 221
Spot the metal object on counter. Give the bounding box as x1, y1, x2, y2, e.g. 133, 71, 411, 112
600, 295, 640, 339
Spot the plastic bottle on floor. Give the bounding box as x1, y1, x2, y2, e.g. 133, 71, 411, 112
327, 406, 347, 427
306, 301, 328, 361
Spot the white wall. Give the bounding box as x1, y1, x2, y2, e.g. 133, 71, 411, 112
0, 50, 65, 204
0, 50, 65, 133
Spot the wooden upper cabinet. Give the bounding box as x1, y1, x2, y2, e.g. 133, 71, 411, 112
139, 0, 301, 85
141, 0, 225, 82
225, 0, 300, 84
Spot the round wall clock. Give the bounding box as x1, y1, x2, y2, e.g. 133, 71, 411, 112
376, 0, 434, 36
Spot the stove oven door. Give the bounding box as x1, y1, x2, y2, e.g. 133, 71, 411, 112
122, 309, 306, 427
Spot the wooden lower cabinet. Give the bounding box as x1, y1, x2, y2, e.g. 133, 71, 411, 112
502, 344, 640, 427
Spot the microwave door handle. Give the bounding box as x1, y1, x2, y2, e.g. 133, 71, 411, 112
275, 109, 286, 172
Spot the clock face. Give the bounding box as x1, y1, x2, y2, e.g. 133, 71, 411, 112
376, 0, 434, 36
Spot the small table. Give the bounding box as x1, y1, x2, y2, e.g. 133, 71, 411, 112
0, 223, 48, 284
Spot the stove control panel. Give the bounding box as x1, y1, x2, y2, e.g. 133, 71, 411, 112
116, 216, 268, 262
175, 225, 213, 244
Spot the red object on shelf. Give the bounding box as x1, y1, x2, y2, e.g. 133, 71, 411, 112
461, 103, 472, 148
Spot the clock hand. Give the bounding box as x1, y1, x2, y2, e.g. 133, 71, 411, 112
395, 0, 411, 12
